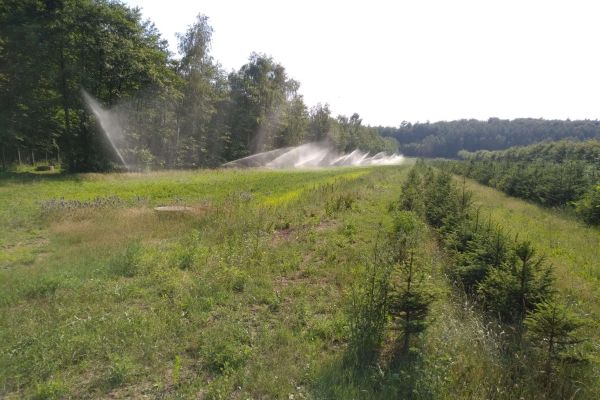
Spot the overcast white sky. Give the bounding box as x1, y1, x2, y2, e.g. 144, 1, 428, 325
124, 0, 600, 126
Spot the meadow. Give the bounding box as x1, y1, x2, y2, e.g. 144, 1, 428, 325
1, 166, 410, 398
1, 164, 599, 399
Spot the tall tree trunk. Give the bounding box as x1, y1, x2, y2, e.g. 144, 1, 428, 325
1, 145, 6, 170
59, 42, 72, 169
31, 148, 35, 165
17, 146, 22, 165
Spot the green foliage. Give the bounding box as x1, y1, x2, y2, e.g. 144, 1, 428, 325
450, 225, 510, 293
1, 0, 178, 171
111, 240, 142, 277
423, 170, 459, 229
399, 168, 424, 214
449, 159, 592, 207
478, 241, 554, 323
32, 379, 68, 400
389, 253, 435, 355
347, 210, 435, 367
400, 165, 556, 323
0, 166, 410, 398
460, 138, 600, 164
1, 166, 599, 398
378, 119, 600, 158
172, 355, 182, 386
576, 184, 600, 225
525, 300, 587, 389
397, 163, 595, 398
1, 3, 396, 171
21, 276, 62, 299
347, 258, 393, 365
308, 103, 331, 142
326, 192, 356, 215
106, 355, 137, 388
440, 139, 600, 225
200, 324, 252, 374
390, 210, 424, 262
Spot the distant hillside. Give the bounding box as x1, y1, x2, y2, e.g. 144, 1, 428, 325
458, 139, 600, 164
377, 118, 600, 158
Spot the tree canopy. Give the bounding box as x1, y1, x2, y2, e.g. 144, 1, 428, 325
378, 119, 600, 158
1, 1, 397, 171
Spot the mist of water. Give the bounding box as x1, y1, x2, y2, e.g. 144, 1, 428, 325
81, 90, 404, 171
81, 90, 129, 169
222, 142, 404, 169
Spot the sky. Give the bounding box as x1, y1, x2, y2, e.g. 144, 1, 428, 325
124, 0, 600, 127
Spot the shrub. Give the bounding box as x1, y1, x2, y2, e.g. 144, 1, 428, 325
478, 241, 554, 324
525, 301, 587, 390
450, 226, 510, 293
575, 184, 600, 225
423, 170, 459, 229
388, 254, 435, 355
346, 260, 393, 366
390, 210, 424, 263
399, 168, 424, 214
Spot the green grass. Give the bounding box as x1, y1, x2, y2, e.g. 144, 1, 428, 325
462, 178, 600, 301
0, 168, 369, 269
2, 165, 599, 399
462, 177, 600, 369
0, 166, 413, 398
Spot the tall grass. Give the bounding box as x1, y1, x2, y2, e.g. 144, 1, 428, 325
2, 163, 597, 398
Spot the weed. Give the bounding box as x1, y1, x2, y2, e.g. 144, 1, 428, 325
21, 276, 61, 299
106, 355, 136, 388
111, 240, 142, 277
326, 192, 356, 215
200, 324, 253, 374
172, 355, 182, 386
32, 380, 68, 400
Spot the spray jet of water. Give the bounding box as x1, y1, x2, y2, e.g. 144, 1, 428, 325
222, 143, 404, 169
81, 89, 129, 170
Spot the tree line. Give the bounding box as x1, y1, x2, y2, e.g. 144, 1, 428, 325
378, 119, 600, 158
459, 138, 600, 164
436, 140, 600, 225
0, 0, 397, 172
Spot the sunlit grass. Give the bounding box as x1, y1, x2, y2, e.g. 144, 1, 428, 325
0, 166, 411, 398
2, 164, 597, 398
463, 177, 600, 371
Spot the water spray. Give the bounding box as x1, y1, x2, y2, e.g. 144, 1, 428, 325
81, 89, 129, 170
222, 143, 404, 169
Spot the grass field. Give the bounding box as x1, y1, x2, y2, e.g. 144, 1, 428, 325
1, 166, 414, 398
463, 178, 600, 364
1, 166, 599, 399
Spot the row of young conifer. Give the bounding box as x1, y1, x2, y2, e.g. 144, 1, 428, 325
396, 161, 590, 398
435, 141, 600, 225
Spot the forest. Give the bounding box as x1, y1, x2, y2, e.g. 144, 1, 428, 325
0, 0, 397, 172
378, 119, 600, 158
